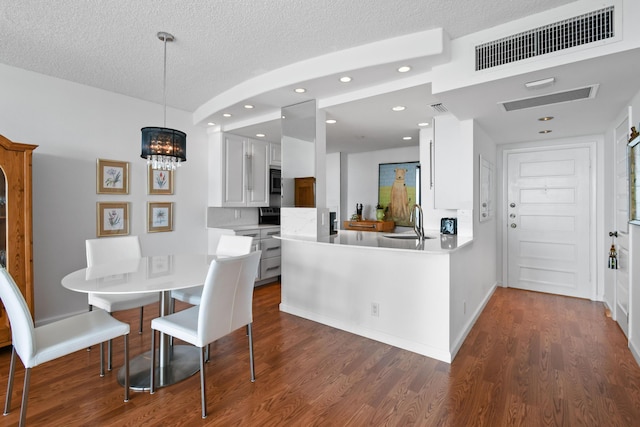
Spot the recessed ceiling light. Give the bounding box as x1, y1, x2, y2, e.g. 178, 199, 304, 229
402, 136, 412, 140
339, 76, 352, 83
294, 88, 306, 93
207, 122, 216, 126
325, 119, 337, 124
244, 104, 254, 109
538, 116, 554, 121
392, 106, 406, 111
256, 133, 265, 138
397, 66, 411, 73
539, 129, 552, 134
222, 113, 232, 118
417, 122, 430, 127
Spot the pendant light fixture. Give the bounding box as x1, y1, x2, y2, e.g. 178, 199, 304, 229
141, 32, 187, 170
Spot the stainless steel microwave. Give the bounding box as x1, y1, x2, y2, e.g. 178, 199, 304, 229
270, 168, 281, 194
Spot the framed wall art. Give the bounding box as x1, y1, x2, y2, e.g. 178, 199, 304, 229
148, 166, 174, 195
148, 202, 173, 233
96, 202, 129, 237
378, 161, 420, 226
97, 159, 129, 194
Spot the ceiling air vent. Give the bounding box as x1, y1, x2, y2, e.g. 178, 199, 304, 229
499, 84, 599, 112
430, 103, 448, 113
476, 6, 614, 71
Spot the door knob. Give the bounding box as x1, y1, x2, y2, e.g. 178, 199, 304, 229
510, 223, 517, 228
510, 202, 516, 208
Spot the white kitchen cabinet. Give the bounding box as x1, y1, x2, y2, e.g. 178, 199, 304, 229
433, 115, 473, 209
207, 225, 280, 285
208, 132, 269, 207
269, 142, 281, 167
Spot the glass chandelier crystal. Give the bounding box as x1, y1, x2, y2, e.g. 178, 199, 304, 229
141, 32, 187, 171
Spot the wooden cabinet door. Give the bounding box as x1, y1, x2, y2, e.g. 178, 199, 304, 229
0, 134, 37, 348
295, 177, 315, 207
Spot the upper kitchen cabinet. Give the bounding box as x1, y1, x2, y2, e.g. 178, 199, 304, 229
208, 132, 269, 207
432, 115, 473, 210
269, 143, 281, 167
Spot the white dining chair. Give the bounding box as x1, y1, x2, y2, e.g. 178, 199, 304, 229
170, 234, 254, 306
150, 250, 261, 419
0, 267, 130, 427
86, 236, 159, 370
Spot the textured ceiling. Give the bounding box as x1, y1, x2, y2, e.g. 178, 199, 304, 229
0, 0, 577, 112
4, 0, 637, 153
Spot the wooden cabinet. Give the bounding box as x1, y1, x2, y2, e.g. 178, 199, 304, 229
343, 220, 395, 232
294, 177, 315, 207
0, 134, 37, 348
208, 133, 269, 207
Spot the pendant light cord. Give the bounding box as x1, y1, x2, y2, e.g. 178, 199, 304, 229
162, 35, 167, 128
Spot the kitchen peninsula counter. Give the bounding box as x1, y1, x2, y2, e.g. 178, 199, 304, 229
278, 229, 491, 363
277, 229, 472, 253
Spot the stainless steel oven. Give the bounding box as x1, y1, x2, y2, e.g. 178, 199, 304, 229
270, 168, 281, 194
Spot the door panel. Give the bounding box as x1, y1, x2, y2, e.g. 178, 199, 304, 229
614, 118, 630, 336
507, 147, 591, 299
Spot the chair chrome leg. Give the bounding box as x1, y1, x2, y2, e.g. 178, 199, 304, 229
124, 334, 130, 402
108, 339, 112, 371
150, 330, 156, 394
205, 344, 210, 362
4, 347, 16, 415
139, 307, 144, 334
18, 368, 30, 427
100, 342, 105, 377
248, 323, 255, 382
200, 347, 207, 419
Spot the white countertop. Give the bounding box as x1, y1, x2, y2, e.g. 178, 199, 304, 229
278, 229, 472, 254
208, 224, 280, 231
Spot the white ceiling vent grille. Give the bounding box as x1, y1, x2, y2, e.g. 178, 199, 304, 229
500, 84, 599, 112
476, 6, 614, 71
430, 103, 448, 113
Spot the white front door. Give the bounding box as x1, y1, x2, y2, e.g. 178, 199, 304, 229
506, 146, 592, 299
613, 119, 631, 336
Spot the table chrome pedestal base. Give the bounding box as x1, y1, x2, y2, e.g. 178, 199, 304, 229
117, 345, 200, 391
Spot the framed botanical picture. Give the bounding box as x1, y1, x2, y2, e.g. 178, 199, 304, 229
148, 202, 173, 233
97, 159, 129, 194
96, 202, 129, 237
148, 166, 174, 195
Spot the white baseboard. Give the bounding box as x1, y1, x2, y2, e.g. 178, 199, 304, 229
449, 282, 498, 360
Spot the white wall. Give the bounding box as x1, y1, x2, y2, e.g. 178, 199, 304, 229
449, 122, 497, 356
0, 64, 209, 324
346, 146, 419, 222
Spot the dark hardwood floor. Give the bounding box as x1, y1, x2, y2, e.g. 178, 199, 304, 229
1, 282, 639, 426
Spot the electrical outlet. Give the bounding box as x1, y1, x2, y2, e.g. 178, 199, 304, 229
371, 302, 379, 317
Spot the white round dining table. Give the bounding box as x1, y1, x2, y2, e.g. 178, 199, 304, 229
61, 253, 216, 390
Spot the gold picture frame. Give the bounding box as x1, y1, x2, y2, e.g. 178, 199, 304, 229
96, 202, 129, 237
147, 166, 174, 195
148, 202, 173, 233
97, 159, 129, 194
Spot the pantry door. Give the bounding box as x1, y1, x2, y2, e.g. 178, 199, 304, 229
506, 145, 593, 299
613, 118, 630, 336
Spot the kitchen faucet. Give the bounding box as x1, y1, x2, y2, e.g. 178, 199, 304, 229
411, 204, 425, 240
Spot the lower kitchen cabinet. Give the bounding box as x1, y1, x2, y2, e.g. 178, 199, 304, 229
208, 225, 280, 285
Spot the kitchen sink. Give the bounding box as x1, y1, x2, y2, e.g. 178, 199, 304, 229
382, 233, 434, 240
